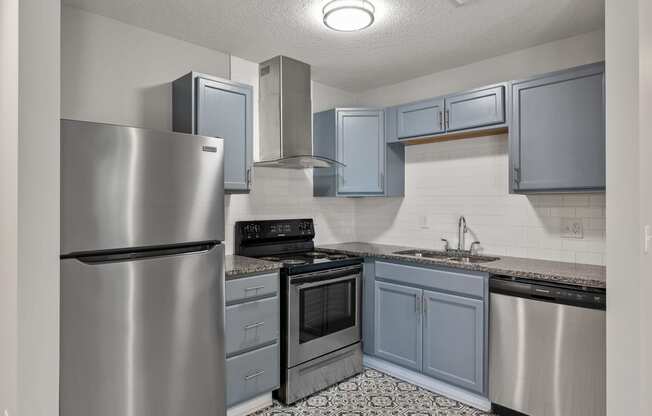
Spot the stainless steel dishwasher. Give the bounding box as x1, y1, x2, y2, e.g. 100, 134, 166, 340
489, 276, 606, 416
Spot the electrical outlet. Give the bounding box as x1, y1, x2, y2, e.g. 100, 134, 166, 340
561, 218, 583, 239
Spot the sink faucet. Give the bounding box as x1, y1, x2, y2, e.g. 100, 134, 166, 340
458, 216, 467, 251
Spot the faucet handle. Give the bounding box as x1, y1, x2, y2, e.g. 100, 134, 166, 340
441, 238, 451, 251
469, 241, 481, 256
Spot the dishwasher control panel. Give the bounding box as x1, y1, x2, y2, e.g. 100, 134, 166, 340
490, 276, 606, 309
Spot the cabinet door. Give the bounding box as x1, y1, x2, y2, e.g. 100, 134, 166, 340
374, 281, 422, 371
397, 97, 445, 139
511, 63, 605, 192
196, 77, 252, 192
337, 109, 384, 195
445, 85, 505, 132
422, 290, 484, 394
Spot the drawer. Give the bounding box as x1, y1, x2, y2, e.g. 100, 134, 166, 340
226, 296, 279, 355
225, 272, 278, 305
226, 342, 280, 407
375, 261, 486, 298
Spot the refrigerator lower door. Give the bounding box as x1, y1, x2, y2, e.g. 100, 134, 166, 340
61, 119, 225, 255
60, 244, 225, 416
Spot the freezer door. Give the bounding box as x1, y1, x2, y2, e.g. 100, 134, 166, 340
60, 244, 225, 416
61, 119, 224, 255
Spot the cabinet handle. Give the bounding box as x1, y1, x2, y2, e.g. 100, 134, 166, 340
246, 168, 252, 188
244, 285, 265, 293
244, 321, 265, 330
423, 296, 428, 325
445, 110, 450, 129
513, 167, 521, 184
416, 294, 421, 320
438, 111, 443, 130
244, 369, 265, 380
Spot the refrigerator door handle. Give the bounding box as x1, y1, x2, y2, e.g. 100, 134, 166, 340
68, 242, 219, 264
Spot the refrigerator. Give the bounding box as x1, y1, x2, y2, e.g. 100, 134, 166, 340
59, 119, 226, 416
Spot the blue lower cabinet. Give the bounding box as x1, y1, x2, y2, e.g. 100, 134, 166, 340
225, 272, 280, 407
422, 290, 484, 394
371, 261, 487, 396
226, 342, 280, 407
374, 281, 422, 371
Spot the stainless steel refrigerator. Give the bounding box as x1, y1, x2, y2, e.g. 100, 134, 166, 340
59, 119, 226, 416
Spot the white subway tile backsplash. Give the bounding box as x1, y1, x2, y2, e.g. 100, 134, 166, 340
225, 134, 606, 266
354, 135, 606, 266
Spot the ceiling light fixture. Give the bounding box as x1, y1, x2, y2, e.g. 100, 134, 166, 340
322, 0, 375, 32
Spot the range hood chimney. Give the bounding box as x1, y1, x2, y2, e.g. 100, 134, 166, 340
255, 56, 344, 169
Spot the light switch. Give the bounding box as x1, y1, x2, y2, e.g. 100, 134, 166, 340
645, 225, 651, 254
561, 218, 583, 239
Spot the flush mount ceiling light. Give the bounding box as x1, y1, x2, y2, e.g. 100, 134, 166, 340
322, 0, 375, 32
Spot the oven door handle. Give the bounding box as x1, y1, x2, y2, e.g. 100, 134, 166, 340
293, 274, 359, 290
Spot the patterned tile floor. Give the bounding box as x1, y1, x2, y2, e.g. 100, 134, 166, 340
253, 368, 493, 416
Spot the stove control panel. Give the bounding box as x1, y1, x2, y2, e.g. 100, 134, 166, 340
235, 219, 315, 242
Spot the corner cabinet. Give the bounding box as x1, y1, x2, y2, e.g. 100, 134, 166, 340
371, 261, 488, 396
395, 84, 507, 141
510, 62, 605, 193
314, 108, 404, 197
173, 72, 253, 193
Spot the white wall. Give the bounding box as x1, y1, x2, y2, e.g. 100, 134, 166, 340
0, 0, 18, 414
61, 7, 359, 254
17, 0, 60, 415
639, 2, 652, 411
605, 0, 652, 414
355, 31, 607, 264
61, 6, 230, 130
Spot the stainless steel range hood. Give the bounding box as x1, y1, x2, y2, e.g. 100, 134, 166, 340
255, 56, 344, 169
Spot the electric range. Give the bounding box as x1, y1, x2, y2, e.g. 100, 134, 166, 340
234, 219, 363, 404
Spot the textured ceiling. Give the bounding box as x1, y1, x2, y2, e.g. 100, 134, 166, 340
62, 0, 604, 91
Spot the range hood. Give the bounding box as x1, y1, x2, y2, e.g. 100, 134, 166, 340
255, 56, 344, 169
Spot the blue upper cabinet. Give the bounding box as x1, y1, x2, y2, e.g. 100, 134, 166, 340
397, 97, 446, 139
314, 108, 404, 197
510, 62, 605, 193
445, 85, 505, 132
337, 109, 385, 195
395, 84, 507, 141
173, 72, 253, 193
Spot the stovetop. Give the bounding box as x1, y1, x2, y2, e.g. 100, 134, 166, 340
257, 251, 357, 267
234, 219, 363, 275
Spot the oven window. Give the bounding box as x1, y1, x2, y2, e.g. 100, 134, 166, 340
299, 278, 356, 344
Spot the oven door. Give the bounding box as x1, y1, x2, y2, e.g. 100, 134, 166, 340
288, 265, 362, 367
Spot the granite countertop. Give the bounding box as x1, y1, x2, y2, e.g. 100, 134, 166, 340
317, 242, 606, 289
225, 255, 282, 280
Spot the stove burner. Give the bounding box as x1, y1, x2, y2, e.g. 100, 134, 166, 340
304, 251, 328, 258
327, 254, 348, 260
282, 259, 307, 266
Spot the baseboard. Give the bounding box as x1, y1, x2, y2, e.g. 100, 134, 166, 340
363, 355, 491, 412
227, 393, 273, 416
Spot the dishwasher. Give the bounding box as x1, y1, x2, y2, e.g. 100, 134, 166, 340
489, 276, 606, 416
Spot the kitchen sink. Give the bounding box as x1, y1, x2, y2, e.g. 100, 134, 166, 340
445, 255, 500, 264
393, 249, 450, 258
393, 249, 499, 264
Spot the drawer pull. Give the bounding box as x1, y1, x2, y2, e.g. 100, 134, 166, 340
244, 369, 265, 380
244, 285, 265, 293
244, 321, 265, 330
